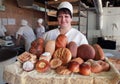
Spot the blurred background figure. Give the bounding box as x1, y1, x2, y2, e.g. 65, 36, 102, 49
35, 18, 45, 38
16, 19, 36, 51
0, 25, 7, 37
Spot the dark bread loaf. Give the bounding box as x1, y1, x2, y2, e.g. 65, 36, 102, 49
77, 44, 95, 61
29, 38, 44, 58
92, 44, 105, 60
67, 41, 78, 58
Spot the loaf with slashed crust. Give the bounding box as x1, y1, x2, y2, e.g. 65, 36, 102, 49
53, 48, 72, 65
55, 34, 68, 50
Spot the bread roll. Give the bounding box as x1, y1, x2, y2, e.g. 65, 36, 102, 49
56, 66, 72, 75
67, 41, 78, 58
53, 48, 72, 65
79, 62, 91, 76
68, 61, 80, 73
93, 44, 105, 60
91, 61, 103, 73
35, 60, 50, 73
50, 58, 62, 69
55, 34, 68, 49
23, 61, 34, 72
45, 40, 56, 56
71, 57, 84, 65
77, 44, 95, 61
97, 60, 110, 71
39, 52, 52, 62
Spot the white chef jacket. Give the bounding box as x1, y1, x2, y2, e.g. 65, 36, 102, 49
16, 25, 36, 51
36, 25, 45, 38
43, 28, 88, 46
0, 25, 7, 37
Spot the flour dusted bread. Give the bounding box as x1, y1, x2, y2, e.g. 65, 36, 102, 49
23, 61, 34, 72
55, 34, 68, 49
53, 48, 72, 65
39, 52, 52, 62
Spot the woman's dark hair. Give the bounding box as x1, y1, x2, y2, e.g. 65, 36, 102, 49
56, 8, 72, 18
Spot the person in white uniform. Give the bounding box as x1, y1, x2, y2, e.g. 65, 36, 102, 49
35, 18, 45, 38
43, 1, 88, 46
16, 19, 36, 51
0, 25, 7, 37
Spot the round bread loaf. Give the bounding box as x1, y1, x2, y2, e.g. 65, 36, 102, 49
77, 44, 95, 61
68, 61, 80, 73
50, 58, 62, 69
67, 41, 78, 58
35, 59, 50, 73
23, 61, 34, 72
53, 48, 72, 65
91, 61, 103, 73
55, 34, 68, 49
92, 44, 105, 60
45, 40, 56, 56
79, 62, 91, 76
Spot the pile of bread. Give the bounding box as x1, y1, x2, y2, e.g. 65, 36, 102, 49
17, 34, 110, 76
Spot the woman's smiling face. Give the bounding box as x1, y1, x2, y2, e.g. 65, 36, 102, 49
57, 10, 72, 28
